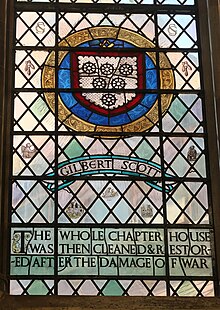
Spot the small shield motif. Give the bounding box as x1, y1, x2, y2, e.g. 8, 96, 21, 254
65, 200, 84, 219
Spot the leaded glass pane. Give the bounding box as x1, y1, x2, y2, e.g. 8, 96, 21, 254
10, 0, 216, 296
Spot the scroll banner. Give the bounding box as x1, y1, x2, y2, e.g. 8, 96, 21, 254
44, 155, 175, 193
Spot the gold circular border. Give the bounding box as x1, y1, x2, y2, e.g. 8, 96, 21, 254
42, 26, 174, 133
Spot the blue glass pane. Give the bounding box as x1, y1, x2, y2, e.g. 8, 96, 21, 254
60, 53, 71, 69
128, 104, 148, 121
58, 70, 71, 88
60, 93, 77, 109
88, 113, 109, 125
110, 113, 131, 125
146, 69, 157, 89
71, 103, 92, 120
141, 94, 158, 108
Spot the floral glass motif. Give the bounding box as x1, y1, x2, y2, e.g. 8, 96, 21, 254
10, 0, 216, 297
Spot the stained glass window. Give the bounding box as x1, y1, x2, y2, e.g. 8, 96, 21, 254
9, 0, 217, 296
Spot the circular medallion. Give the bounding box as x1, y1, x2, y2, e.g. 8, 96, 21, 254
42, 27, 174, 134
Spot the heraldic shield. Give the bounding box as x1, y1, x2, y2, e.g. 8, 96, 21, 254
43, 27, 174, 131
71, 51, 145, 116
